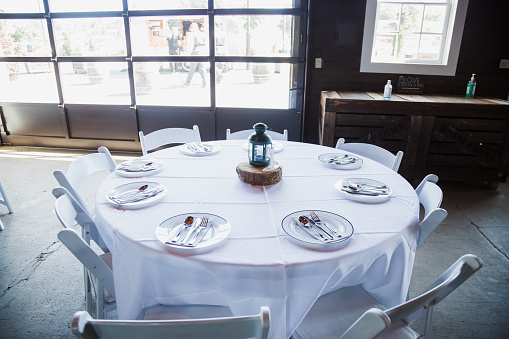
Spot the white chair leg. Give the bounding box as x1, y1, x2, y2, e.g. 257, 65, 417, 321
0, 182, 14, 213
85, 270, 93, 315
96, 280, 105, 319
0, 219, 4, 231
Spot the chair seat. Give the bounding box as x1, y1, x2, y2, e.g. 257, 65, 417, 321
138, 303, 233, 320
293, 286, 417, 339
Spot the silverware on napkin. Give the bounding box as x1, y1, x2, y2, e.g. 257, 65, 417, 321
110, 186, 163, 204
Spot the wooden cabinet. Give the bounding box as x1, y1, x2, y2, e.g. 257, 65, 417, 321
320, 91, 509, 186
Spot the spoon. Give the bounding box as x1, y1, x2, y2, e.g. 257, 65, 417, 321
168, 216, 194, 243
299, 216, 329, 241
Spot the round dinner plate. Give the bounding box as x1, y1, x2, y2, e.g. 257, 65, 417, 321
115, 158, 165, 177
243, 141, 284, 153
334, 178, 392, 204
179, 143, 221, 156
282, 210, 354, 251
107, 181, 167, 209
318, 153, 363, 170
156, 213, 230, 254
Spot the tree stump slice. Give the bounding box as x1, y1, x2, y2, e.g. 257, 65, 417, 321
236, 161, 282, 186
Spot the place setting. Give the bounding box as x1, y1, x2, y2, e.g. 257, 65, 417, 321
179, 142, 221, 156
106, 181, 167, 209
115, 157, 165, 177
282, 210, 354, 250
318, 153, 363, 170
156, 213, 231, 254
334, 177, 392, 203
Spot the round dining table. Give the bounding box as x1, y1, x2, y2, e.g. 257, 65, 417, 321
94, 140, 420, 339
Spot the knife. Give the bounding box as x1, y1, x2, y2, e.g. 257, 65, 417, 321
188, 219, 213, 247
307, 217, 334, 240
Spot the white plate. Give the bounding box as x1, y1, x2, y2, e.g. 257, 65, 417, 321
282, 210, 354, 250
156, 213, 230, 254
179, 143, 221, 156
243, 141, 284, 153
115, 158, 165, 177
318, 153, 363, 170
335, 178, 392, 204
107, 181, 167, 209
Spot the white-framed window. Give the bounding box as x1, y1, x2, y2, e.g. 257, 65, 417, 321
360, 0, 469, 76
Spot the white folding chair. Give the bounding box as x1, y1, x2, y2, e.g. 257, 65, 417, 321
226, 128, 288, 141
415, 174, 448, 249
292, 254, 483, 339
335, 138, 403, 172
71, 306, 270, 339
53, 146, 116, 217
139, 125, 201, 155
54, 187, 115, 319
0, 180, 14, 231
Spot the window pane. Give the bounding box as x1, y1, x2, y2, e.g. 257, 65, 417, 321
128, 0, 207, 10
217, 16, 296, 57
372, 34, 396, 61
133, 62, 211, 107
0, 62, 58, 103
397, 34, 419, 59
53, 18, 125, 57
422, 5, 447, 33
216, 62, 294, 109
131, 17, 208, 57
59, 62, 130, 104
0, 0, 44, 13
215, 0, 295, 9
377, 4, 401, 33
49, 0, 122, 12
0, 20, 51, 57
400, 4, 424, 33
418, 34, 441, 60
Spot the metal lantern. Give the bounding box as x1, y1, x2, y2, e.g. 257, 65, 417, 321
248, 123, 273, 167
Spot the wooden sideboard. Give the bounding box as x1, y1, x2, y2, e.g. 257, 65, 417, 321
320, 91, 509, 187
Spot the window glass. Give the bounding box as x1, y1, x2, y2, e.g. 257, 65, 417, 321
215, 15, 295, 57
133, 62, 211, 107
53, 18, 125, 56
0, 20, 51, 57
49, 0, 122, 12
215, 62, 294, 109
0, 0, 44, 13
360, 0, 467, 76
59, 62, 130, 104
215, 0, 295, 9
128, 0, 207, 10
0, 62, 58, 103
130, 16, 208, 57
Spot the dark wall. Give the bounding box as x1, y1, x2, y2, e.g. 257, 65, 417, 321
303, 0, 509, 143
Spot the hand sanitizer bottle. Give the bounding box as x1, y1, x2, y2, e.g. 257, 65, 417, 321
466, 74, 476, 98
383, 80, 392, 100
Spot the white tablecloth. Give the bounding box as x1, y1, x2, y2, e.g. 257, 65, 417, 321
95, 140, 419, 339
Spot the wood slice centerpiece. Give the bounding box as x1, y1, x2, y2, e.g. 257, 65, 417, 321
236, 161, 282, 186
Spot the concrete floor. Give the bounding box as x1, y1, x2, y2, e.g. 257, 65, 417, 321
0, 146, 508, 338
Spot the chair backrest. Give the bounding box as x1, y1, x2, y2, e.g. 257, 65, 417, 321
53, 146, 116, 216
139, 125, 201, 155
53, 186, 109, 253
226, 128, 288, 141
342, 254, 483, 339
415, 174, 448, 249
71, 306, 270, 339
335, 138, 403, 172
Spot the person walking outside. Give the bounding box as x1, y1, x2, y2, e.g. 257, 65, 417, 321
182, 22, 207, 87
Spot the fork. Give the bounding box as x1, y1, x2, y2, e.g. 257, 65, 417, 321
186, 216, 209, 246
310, 211, 341, 238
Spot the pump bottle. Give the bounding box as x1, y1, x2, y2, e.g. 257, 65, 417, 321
466, 74, 476, 98
383, 80, 392, 100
